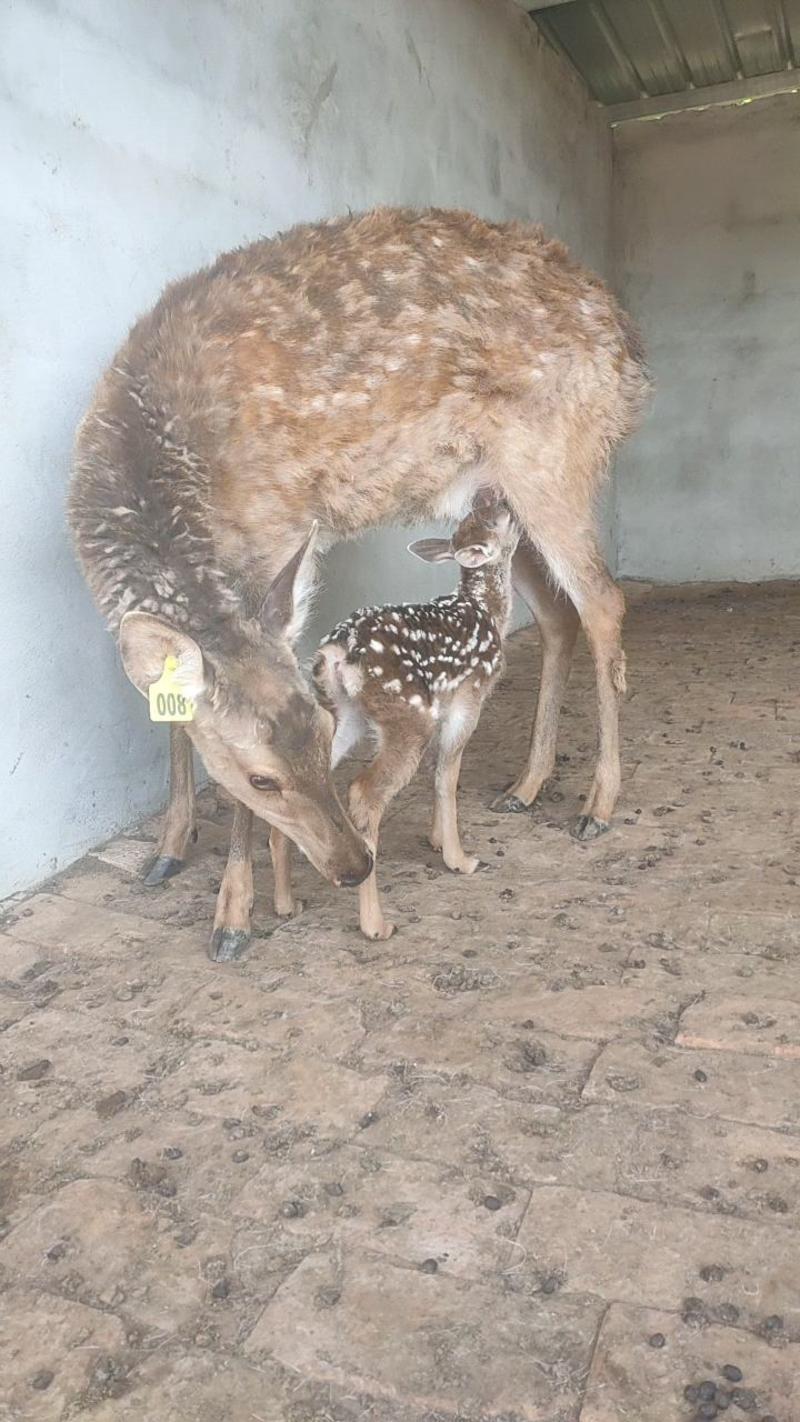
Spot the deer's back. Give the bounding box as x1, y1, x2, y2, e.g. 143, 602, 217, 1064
70, 208, 648, 629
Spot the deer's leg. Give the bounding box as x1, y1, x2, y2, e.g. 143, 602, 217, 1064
574, 575, 626, 837
431, 700, 482, 874
349, 713, 432, 941
429, 795, 443, 856
270, 827, 303, 918
144, 725, 197, 885
510, 505, 625, 839
493, 539, 579, 814
210, 801, 254, 962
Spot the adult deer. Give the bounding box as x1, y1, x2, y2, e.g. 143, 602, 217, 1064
69, 207, 649, 960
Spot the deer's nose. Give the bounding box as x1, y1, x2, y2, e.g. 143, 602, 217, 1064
337, 853, 373, 888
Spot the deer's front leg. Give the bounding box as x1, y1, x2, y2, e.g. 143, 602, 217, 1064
144, 725, 197, 885
348, 777, 396, 943
349, 714, 431, 940
270, 827, 303, 918
210, 801, 254, 961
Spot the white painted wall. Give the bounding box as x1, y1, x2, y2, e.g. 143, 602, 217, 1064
613, 94, 800, 583
0, 0, 612, 896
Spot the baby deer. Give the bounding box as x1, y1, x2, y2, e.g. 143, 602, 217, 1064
312, 491, 520, 940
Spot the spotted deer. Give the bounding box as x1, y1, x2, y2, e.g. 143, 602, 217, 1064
69, 207, 649, 961
307, 491, 519, 939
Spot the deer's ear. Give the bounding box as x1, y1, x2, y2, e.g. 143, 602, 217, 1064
119, 612, 209, 699
407, 537, 453, 564
260, 522, 319, 642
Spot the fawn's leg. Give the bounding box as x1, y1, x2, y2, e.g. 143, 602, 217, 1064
144, 725, 197, 885
431, 700, 482, 874
349, 710, 433, 940
507, 495, 626, 838
269, 827, 303, 918
210, 801, 254, 961
492, 538, 580, 814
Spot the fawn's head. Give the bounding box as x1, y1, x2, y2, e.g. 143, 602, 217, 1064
118, 526, 372, 889
408, 488, 519, 570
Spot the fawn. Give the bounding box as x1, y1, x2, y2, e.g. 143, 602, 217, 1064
70, 207, 648, 959
310, 491, 520, 940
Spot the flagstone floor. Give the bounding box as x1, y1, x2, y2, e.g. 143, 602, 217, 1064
2, 582, 799, 1422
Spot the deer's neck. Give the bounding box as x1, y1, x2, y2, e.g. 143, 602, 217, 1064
458, 559, 513, 637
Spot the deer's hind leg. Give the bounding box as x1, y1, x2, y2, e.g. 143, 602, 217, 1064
348, 702, 434, 940
500, 457, 627, 839
144, 725, 197, 885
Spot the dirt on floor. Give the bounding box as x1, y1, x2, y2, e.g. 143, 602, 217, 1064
1, 582, 799, 1422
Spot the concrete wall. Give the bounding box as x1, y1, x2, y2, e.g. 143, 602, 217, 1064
613, 94, 800, 583
0, 0, 612, 896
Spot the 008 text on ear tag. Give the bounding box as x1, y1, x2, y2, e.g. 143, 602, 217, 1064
148, 656, 196, 723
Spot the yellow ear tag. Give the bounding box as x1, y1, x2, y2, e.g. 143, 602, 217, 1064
148, 655, 196, 723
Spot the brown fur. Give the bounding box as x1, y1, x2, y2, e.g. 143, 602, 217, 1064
68, 207, 650, 958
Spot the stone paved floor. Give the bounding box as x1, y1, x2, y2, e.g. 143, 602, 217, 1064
2, 583, 800, 1422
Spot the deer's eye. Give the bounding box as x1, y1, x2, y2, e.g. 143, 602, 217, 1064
250, 774, 282, 793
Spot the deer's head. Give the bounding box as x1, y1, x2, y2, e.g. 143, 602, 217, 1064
118, 526, 372, 889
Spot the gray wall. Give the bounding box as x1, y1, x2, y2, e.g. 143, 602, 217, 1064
1, 0, 612, 896
613, 94, 800, 583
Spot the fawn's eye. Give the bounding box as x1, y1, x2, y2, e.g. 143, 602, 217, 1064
250, 774, 282, 793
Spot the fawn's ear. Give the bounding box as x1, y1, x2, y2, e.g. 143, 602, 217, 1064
453, 541, 493, 569
119, 612, 210, 700
260, 521, 319, 643
407, 537, 453, 564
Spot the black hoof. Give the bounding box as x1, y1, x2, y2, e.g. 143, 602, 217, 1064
209, 928, 251, 963
143, 855, 184, 886
491, 792, 531, 815
572, 815, 609, 842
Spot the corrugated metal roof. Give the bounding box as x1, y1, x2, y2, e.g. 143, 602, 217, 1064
530, 0, 799, 111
